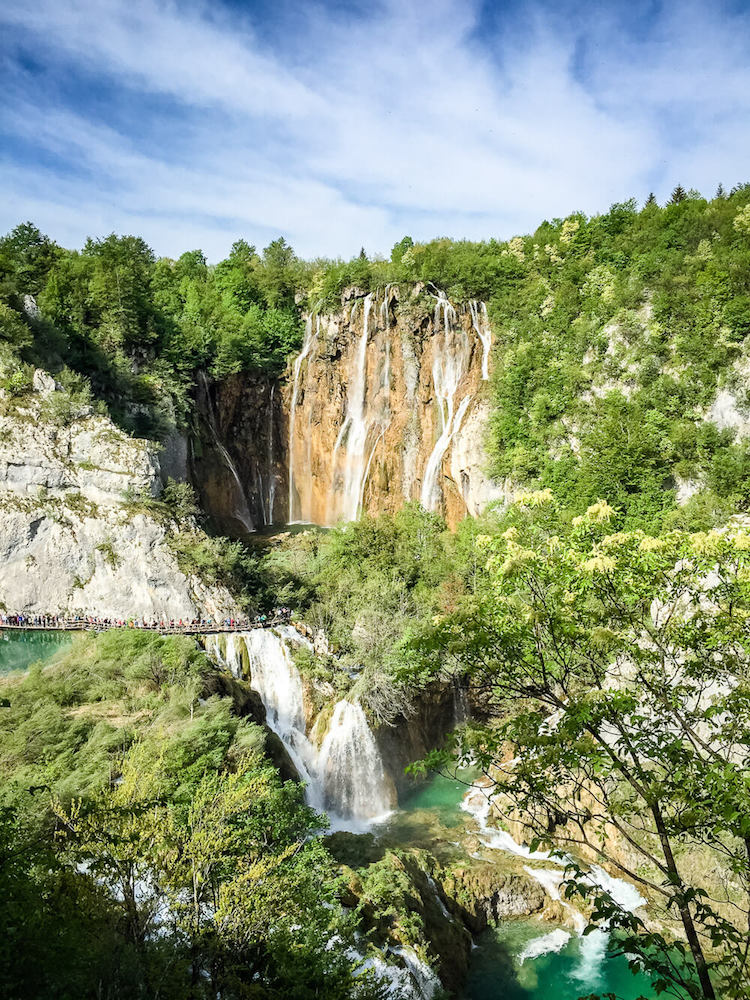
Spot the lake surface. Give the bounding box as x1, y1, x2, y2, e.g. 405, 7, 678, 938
0, 629, 73, 674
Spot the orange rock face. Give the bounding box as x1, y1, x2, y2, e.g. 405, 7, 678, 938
192, 286, 507, 533
286, 285, 505, 529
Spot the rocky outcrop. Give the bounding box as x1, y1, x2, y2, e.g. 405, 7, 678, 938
190, 371, 281, 535
193, 286, 506, 533
0, 377, 237, 619
439, 856, 547, 934
375, 680, 462, 797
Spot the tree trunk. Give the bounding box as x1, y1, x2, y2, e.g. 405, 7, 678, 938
652, 803, 716, 1000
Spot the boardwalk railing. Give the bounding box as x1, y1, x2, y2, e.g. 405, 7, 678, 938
0, 616, 293, 636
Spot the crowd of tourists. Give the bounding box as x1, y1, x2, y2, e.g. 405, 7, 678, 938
0, 608, 293, 632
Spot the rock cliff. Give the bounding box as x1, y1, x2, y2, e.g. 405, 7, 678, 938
0, 375, 237, 619
193, 285, 509, 532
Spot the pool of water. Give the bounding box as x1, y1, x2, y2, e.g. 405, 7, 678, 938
382, 771, 660, 1000
462, 921, 657, 999
400, 768, 477, 817
0, 630, 73, 674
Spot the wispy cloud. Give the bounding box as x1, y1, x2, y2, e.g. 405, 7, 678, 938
1, 0, 748, 259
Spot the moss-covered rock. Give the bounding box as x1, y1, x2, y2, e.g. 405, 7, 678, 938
438, 854, 547, 935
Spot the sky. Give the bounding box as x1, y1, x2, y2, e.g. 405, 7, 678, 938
1, 0, 750, 261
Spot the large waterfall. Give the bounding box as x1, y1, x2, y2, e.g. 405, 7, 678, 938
286, 287, 494, 526
205, 628, 394, 828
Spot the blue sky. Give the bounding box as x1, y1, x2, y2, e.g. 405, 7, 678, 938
1, 0, 750, 260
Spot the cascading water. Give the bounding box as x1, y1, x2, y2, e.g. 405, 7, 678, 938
316, 699, 394, 825
329, 294, 375, 522
205, 628, 393, 828
420, 292, 473, 512
198, 372, 255, 533
288, 316, 317, 523
286, 287, 495, 527
462, 785, 646, 983
469, 300, 492, 381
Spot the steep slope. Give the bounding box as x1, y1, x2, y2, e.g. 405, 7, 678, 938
194, 285, 507, 531
0, 372, 236, 618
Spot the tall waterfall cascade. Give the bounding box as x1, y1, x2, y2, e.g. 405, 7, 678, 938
204, 628, 394, 829
286, 286, 499, 527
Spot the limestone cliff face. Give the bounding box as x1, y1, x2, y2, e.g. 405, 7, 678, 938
196, 286, 507, 532
287, 286, 506, 528
0, 375, 236, 619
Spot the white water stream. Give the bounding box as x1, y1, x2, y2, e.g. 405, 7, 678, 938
420, 291, 474, 512
329, 293, 380, 522
204, 628, 393, 830
461, 785, 646, 977
288, 316, 318, 523
469, 300, 492, 381
198, 372, 255, 533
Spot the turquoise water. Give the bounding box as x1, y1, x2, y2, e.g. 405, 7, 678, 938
0, 630, 73, 674
400, 768, 476, 818
391, 772, 659, 1000
463, 921, 657, 999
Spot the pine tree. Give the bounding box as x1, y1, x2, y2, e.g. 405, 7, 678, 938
645, 192, 657, 207
716, 182, 726, 199
670, 184, 687, 204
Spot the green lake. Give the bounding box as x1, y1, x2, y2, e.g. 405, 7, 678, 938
0, 629, 73, 674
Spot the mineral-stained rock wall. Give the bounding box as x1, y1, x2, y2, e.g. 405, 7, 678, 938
194, 285, 509, 532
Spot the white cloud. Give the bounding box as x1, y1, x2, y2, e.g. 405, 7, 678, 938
0, 0, 748, 259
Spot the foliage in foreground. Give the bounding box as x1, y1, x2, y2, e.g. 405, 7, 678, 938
406, 491, 750, 1000
0, 630, 399, 1000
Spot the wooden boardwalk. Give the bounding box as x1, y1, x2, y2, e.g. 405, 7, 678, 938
0, 617, 292, 636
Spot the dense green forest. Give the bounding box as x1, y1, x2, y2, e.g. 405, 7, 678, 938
0, 631, 399, 999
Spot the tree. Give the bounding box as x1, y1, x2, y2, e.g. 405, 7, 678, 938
670, 184, 688, 204
257, 237, 297, 309
390, 236, 414, 265
82, 234, 158, 351
0, 222, 60, 296
409, 492, 750, 1000
644, 192, 657, 207
214, 238, 261, 312
716, 183, 726, 199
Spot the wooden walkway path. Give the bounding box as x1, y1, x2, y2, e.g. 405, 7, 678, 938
0, 617, 293, 636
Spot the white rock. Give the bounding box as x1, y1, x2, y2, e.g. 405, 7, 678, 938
32, 369, 56, 395
0, 386, 237, 619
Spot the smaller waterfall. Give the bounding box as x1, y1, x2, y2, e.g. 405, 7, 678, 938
469, 300, 492, 381
462, 784, 646, 984
317, 699, 394, 825
330, 294, 374, 522
198, 372, 254, 533
288, 317, 317, 523
242, 629, 323, 809
421, 293, 473, 512
206, 629, 392, 828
